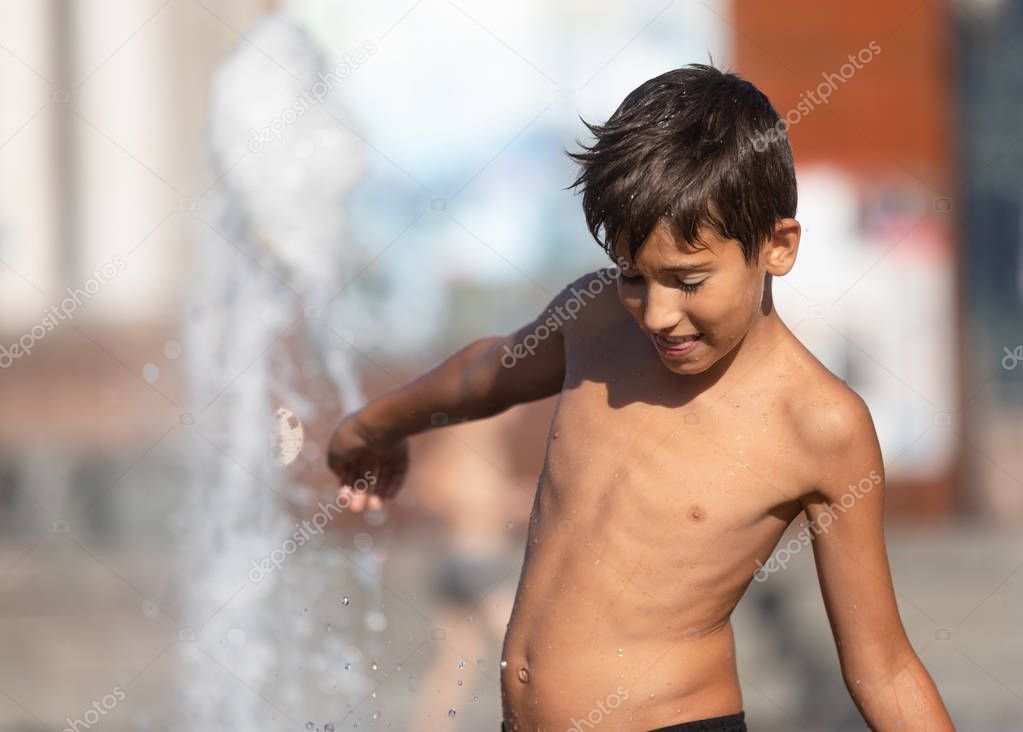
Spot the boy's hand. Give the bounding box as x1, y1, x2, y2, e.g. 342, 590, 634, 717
327, 411, 409, 513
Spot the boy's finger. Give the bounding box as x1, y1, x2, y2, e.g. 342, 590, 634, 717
348, 461, 370, 512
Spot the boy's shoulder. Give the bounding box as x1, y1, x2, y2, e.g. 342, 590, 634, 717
545, 267, 626, 334
779, 342, 877, 473
553, 267, 621, 306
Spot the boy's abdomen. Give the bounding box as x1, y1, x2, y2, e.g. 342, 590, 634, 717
499, 497, 746, 730
501, 619, 742, 730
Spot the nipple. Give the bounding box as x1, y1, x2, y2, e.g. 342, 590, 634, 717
688, 504, 705, 521
552, 430, 560, 439
517, 666, 530, 683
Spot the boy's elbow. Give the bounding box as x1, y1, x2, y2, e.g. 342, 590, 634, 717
842, 642, 953, 729
839, 634, 916, 694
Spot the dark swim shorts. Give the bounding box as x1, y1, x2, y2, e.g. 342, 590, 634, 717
650, 710, 747, 731
500, 710, 747, 731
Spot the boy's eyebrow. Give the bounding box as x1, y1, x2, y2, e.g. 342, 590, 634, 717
660, 263, 714, 272
619, 262, 714, 276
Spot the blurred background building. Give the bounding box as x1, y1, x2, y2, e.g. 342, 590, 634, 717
0, 0, 1020, 730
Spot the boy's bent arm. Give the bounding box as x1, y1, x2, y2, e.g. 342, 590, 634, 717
798, 391, 954, 731
353, 284, 570, 446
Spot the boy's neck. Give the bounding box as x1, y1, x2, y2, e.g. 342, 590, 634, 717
686, 283, 792, 395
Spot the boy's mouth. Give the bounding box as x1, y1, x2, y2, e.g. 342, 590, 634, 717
654, 332, 703, 356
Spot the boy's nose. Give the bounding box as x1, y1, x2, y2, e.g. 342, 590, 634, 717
641, 283, 682, 333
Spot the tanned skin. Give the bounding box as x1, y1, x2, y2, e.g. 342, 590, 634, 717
328, 217, 955, 731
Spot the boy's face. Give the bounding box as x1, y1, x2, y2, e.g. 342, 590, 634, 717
613, 219, 769, 376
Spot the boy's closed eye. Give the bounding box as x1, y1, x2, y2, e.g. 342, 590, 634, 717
675, 277, 706, 293
618, 271, 707, 294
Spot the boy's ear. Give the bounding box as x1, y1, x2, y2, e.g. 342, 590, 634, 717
763, 218, 800, 276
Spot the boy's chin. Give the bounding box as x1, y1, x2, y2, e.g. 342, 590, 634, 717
657, 352, 710, 375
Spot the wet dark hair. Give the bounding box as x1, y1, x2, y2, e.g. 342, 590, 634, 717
564, 63, 797, 267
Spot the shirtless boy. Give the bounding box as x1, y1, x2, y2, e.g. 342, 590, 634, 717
327, 64, 954, 731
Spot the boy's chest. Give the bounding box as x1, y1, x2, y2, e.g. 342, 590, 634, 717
544, 321, 804, 527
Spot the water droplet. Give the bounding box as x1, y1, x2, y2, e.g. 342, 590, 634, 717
306, 723, 314, 730
371, 661, 379, 671
164, 340, 182, 359
325, 623, 332, 631
341, 595, 350, 606
365, 610, 388, 632
457, 679, 463, 686
372, 711, 380, 720
325, 725, 335, 732
457, 660, 465, 669
500, 660, 508, 668
448, 708, 457, 719
344, 663, 351, 670
473, 695, 479, 702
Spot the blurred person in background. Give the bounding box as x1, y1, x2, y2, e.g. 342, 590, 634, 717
402, 415, 532, 729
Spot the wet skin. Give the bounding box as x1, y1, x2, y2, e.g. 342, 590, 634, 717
332, 218, 954, 731
499, 223, 816, 729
